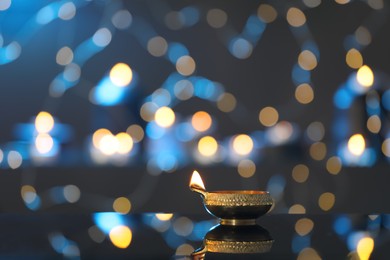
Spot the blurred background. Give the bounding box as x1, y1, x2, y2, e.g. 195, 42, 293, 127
0, 0, 390, 213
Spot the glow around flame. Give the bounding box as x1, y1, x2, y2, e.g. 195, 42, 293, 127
190, 170, 206, 191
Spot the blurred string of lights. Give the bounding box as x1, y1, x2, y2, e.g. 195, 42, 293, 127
0, 0, 388, 215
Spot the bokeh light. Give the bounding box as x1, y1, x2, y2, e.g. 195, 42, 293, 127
237, 159, 256, 178
292, 164, 309, 183
35, 133, 54, 154
217, 92, 236, 112
7, 151, 22, 169
357, 237, 374, 260
109, 225, 132, 249
113, 197, 131, 214
355, 26, 371, 46
174, 79, 194, 101
191, 111, 212, 132
348, 134, 365, 156
306, 122, 325, 142
346, 48, 363, 69
295, 218, 314, 236
0, 0, 11, 11
309, 142, 327, 161
147, 36, 168, 57
173, 217, 193, 236
366, 115, 381, 134
382, 139, 390, 157
155, 213, 173, 221
326, 156, 342, 175
289, 204, 306, 214
154, 106, 175, 128
257, 4, 277, 23
198, 136, 218, 157
207, 9, 227, 28
109, 63, 133, 87
140, 102, 159, 122
298, 50, 317, 71
56, 46, 73, 66
115, 132, 133, 154
232, 134, 253, 156
286, 7, 306, 27
318, 192, 336, 211
99, 134, 119, 156
176, 55, 196, 76
259, 106, 279, 127
356, 65, 374, 87
297, 248, 322, 260
35, 111, 55, 134
295, 83, 314, 104
126, 124, 144, 143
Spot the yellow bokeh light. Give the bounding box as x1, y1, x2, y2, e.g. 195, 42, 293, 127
99, 134, 119, 155
109, 225, 132, 249
298, 50, 317, 71
155, 106, 175, 128
286, 7, 306, 27
367, 115, 381, 134
318, 192, 335, 211
295, 83, 314, 104
113, 197, 131, 214
156, 213, 174, 221
348, 134, 366, 156
346, 48, 363, 69
295, 218, 314, 236
356, 65, 374, 87
217, 92, 237, 112
357, 237, 374, 260
326, 156, 342, 175
237, 159, 256, 178
309, 142, 327, 161
176, 55, 196, 76
381, 139, 390, 157
109, 63, 133, 87
292, 164, 309, 183
115, 132, 133, 154
92, 128, 112, 149
257, 4, 277, 23
259, 106, 279, 127
35, 133, 54, 154
35, 111, 55, 134
126, 124, 144, 143
198, 136, 218, 157
192, 111, 212, 132
297, 247, 322, 260
289, 204, 306, 214
232, 134, 254, 156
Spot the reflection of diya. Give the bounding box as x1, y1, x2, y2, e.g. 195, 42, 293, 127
192, 224, 274, 259
189, 171, 273, 226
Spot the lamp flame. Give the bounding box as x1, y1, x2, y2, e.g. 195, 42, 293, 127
190, 170, 206, 191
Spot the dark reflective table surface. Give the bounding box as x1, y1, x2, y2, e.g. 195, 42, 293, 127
1, 213, 390, 259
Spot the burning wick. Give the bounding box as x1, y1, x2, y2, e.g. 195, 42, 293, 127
190, 170, 206, 195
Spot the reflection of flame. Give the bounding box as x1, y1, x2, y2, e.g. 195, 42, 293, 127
190, 170, 206, 191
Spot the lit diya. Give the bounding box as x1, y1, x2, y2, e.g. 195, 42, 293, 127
189, 170, 273, 225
